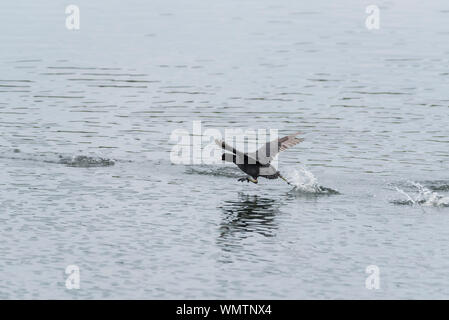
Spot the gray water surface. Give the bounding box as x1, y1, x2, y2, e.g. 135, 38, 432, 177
1, 0, 449, 299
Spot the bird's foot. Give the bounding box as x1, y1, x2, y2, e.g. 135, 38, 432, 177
238, 177, 258, 184
249, 177, 258, 184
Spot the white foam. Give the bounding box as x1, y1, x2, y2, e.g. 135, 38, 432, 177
395, 182, 449, 207
284, 166, 324, 193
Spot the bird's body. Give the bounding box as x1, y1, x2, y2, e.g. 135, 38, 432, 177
236, 162, 279, 180
236, 162, 261, 179
217, 132, 303, 184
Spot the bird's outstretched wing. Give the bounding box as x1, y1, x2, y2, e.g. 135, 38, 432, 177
215, 139, 240, 155
215, 139, 258, 164
249, 131, 303, 165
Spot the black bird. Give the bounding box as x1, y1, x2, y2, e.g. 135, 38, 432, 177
216, 132, 303, 184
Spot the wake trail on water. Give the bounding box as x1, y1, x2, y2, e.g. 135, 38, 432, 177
0, 148, 115, 168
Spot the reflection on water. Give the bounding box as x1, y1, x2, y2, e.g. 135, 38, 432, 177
218, 193, 280, 248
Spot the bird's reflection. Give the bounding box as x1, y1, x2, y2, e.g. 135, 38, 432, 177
217, 193, 280, 253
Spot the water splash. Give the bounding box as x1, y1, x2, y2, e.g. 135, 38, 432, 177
284, 166, 339, 194
58, 155, 115, 168
393, 182, 449, 207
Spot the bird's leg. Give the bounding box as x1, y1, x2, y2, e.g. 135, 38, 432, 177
278, 174, 292, 185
